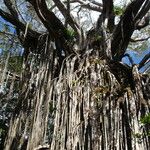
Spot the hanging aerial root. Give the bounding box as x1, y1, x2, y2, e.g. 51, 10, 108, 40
50, 54, 150, 150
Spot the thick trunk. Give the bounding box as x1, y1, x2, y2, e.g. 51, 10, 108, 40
4, 36, 56, 150
4, 43, 150, 149
1, 0, 150, 150
50, 53, 150, 150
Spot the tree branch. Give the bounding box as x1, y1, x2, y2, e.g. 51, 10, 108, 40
65, 0, 70, 27
4, 0, 19, 19
27, 0, 74, 56
102, 0, 115, 32
0, 9, 39, 38
123, 53, 134, 65
135, 12, 150, 30
130, 36, 150, 42
138, 52, 150, 70
111, 0, 150, 61
89, 0, 102, 7
27, 0, 68, 39
71, 0, 102, 12
52, 0, 83, 44
0, 2, 41, 59
0, 31, 17, 37
53, 0, 79, 30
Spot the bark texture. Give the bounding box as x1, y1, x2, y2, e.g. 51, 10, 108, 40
0, 0, 149, 150
50, 53, 150, 150
4, 47, 150, 150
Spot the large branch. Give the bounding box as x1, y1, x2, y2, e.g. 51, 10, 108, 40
2, 0, 41, 46
3, 0, 27, 32
130, 36, 150, 42
111, 0, 150, 61
4, 0, 18, 19
0, 1, 41, 58
27, 0, 74, 56
27, 0, 68, 39
135, 12, 150, 30
89, 0, 102, 7
102, 0, 115, 32
53, 0, 80, 30
138, 52, 150, 70
52, 0, 83, 44
0, 9, 39, 38
71, 0, 102, 12
50, 0, 102, 12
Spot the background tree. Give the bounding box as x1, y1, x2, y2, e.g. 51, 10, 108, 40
0, 0, 150, 150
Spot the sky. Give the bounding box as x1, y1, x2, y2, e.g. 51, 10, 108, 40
122, 48, 150, 72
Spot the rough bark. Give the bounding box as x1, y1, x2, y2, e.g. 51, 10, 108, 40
0, 0, 150, 150
49, 53, 150, 150
111, 0, 150, 60
3, 46, 150, 150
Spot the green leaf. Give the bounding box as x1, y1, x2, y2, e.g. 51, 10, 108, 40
114, 6, 124, 16
140, 113, 150, 125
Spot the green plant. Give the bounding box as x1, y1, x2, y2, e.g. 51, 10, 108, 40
114, 6, 124, 16
140, 113, 150, 125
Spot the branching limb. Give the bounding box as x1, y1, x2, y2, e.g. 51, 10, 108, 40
52, 0, 84, 47
3, 0, 19, 19
71, 0, 102, 12
65, 0, 70, 27
27, 0, 67, 39
52, 0, 80, 31
138, 52, 150, 70
88, 0, 102, 7
134, 0, 150, 22
130, 36, 150, 42
0, 1, 41, 59
135, 12, 150, 30
102, 0, 115, 32
50, 0, 102, 12
123, 53, 134, 65
0, 9, 39, 38
27, 0, 74, 57
111, 0, 150, 61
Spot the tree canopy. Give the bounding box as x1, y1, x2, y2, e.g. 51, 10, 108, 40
0, 0, 149, 65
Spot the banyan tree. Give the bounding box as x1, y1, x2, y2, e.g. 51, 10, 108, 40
0, 0, 150, 149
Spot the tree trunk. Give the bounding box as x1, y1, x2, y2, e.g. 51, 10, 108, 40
1, 1, 150, 149
4, 39, 150, 149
